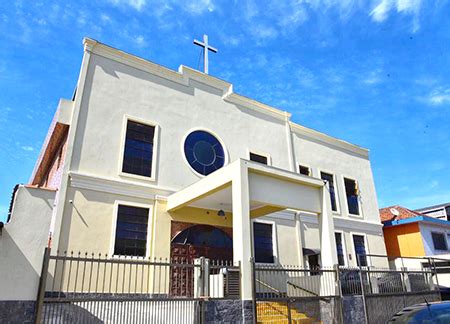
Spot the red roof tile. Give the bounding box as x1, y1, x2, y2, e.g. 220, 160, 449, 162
379, 205, 424, 223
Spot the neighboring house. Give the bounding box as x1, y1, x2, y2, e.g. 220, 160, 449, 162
380, 206, 450, 272
1, 38, 387, 307
416, 203, 450, 221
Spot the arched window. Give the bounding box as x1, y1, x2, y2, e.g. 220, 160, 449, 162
172, 225, 232, 248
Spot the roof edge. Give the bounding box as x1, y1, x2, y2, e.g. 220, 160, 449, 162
383, 215, 450, 227
82, 37, 369, 156
290, 122, 369, 158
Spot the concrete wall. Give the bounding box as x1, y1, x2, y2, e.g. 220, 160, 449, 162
57, 187, 154, 255
292, 132, 379, 224
299, 213, 387, 268
420, 222, 450, 256
0, 186, 55, 300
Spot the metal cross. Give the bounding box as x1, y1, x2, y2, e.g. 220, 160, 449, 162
193, 34, 218, 74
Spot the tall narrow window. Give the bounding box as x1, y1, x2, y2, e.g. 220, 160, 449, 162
114, 205, 149, 257
335, 232, 346, 266
122, 120, 155, 177
353, 234, 367, 267
344, 178, 359, 215
299, 165, 311, 176
320, 172, 337, 212
250, 152, 268, 165
253, 222, 274, 263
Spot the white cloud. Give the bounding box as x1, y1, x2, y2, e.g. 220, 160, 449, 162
427, 87, 450, 105
295, 67, 316, 88
250, 24, 278, 41
430, 161, 446, 172
370, 0, 423, 31
278, 3, 308, 28
428, 180, 439, 190
21, 146, 34, 152
134, 35, 146, 47
362, 68, 383, 85
223, 36, 241, 46
100, 13, 112, 24
243, 0, 259, 21
184, 0, 215, 14
77, 11, 87, 26
109, 0, 147, 11
370, 0, 392, 22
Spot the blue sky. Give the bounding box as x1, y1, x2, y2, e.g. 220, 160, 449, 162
0, 0, 449, 222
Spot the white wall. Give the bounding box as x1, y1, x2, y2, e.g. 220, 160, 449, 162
256, 211, 302, 266
0, 186, 54, 300
292, 133, 380, 224
419, 222, 450, 256
70, 53, 290, 190
299, 213, 387, 268
52, 44, 385, 268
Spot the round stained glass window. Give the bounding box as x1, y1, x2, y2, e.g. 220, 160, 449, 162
184, 130, 226, 176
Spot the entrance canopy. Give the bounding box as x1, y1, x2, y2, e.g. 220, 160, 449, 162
167, 159, 337, 300
167, 159, 325, 216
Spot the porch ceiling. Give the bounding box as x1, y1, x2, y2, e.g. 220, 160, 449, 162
167, 159, 325, 215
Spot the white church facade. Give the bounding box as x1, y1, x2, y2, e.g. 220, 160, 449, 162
2, 38, 387, 304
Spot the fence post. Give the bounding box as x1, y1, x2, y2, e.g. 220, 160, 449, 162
402, 268, 412, 292
358, 266, 369, 324
334, 265, 344, 324
34, 247, 51, 324
287, 299, 292, 324
430, 258, 441, 300
250, 258, 257, 324
204, 258, 210, 297
194, 257, 204, 298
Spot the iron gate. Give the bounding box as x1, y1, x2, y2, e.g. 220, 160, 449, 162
252, 262, 342, 324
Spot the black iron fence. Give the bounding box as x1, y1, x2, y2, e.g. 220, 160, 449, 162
34, 249, 441, 324
35, 249, 240, 323
340, 267, 436, 296
254, 264, 339, 299
252, 262, 440, 324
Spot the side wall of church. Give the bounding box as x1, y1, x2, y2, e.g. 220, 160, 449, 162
292, 133, 380, 224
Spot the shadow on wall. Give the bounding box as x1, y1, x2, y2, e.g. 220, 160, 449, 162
0, 186, 55, 301
43, 303, 103, 323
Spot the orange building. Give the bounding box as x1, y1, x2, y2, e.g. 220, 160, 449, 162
380, 206, 450, 258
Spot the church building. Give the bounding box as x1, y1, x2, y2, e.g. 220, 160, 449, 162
4, 38, 387, 305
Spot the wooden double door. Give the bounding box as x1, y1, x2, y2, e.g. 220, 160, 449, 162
170, 224, 233, 296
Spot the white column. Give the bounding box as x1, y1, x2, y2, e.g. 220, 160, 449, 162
318, 184, 338, 267
295, 212, 305, 267
232, 161, 253, 300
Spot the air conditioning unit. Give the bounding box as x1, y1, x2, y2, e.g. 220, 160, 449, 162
209, 268, 240, 298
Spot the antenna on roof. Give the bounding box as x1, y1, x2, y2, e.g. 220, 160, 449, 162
390, 208, 400, 217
